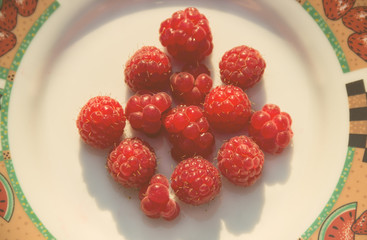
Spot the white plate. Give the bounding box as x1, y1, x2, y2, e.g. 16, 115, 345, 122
7, 0, 354, 239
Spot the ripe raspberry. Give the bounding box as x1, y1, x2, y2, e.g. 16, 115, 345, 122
203, 85, 252, 132
139, 173, 170, 200
217, 135, 265, 187
182, 62, 211, 78
76, 96, 126, 149
159, 7, 213, 62
248, 104, 293, 154
140, 174, 180, 220
163, 105, 215, 160
160, 198, 180, 221
124, 46, 172, 92
170, 72, 213, 105
171, 157, 221, 205
125, 91, 172, 135
106, 138, 157, 188
149, 173, 170, 188
219, 45, 266, 90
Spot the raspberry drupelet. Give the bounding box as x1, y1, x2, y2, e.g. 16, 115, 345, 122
159, 7, 213, 62
163, 105, 215, 161
182, 62, 211, 78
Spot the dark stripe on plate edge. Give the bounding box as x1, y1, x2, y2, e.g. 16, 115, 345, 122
346, 80, 365, 96
349, 107, 367, 121
348, 134, 367, 162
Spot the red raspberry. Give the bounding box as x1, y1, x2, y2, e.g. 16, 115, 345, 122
160, 198, 180, 221
125, 91, 172, 135
219, 45, 266, 90
159, 7, 213, 62
182, 62, 211, 78
106, 138, 156, 188
139, 173, 170, 200
124, 46, 172, 92
171, 157, 221, 205
76, 96, 126, 149
163, 105, 215, 161
217, 135, 265, 187
149, 173, 170, 188
146, 183, 170, 204
248, 104, 293, 154
140, 174, 180, 220
170, 72, 213, 105
140, 196, 180, 220
203, 85, 252, 132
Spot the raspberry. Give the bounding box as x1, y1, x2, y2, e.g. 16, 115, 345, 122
149, 173, 170, 188
219, 45, 266, 89
125, 91, 172, 135
203, 85, 252, 132
217, 135, 265, 187
139, 173, 170, 200
106, 138, 157, 188
159, 7, 213, 62
170, 72, 213, 105
182, 62, 211, 78
140, 174, 180, 220
76, 96, 126, 149
124, 46, 172, 92
163, 105, 215, 160
146, 183, 170, 204
248, 104, 293, 154
170, 157, 221, 205
160, 199, 180, 220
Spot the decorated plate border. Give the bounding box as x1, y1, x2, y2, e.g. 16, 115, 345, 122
0, 0, 366, 239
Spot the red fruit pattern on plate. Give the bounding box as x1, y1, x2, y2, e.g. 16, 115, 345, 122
352, 210, 367, 235
323, 0, 356, 20
106, 138, 157, 188
124, 46, 172, 92
125, 91, 172, 135
139, 174, 180, 220
342, 6, 367, 33
0, 0, 18, 31
203, 85, 252, 132
348, 32, 367, 61
163, 105, 215, 160
170, 72, 213, 105
170, 157, 221, 205
217, 135, 264, 187
248, 104, 293, 154
76, 96, 126, 149
0, 29, 16, 57
12, 0, 38, 17
0, 173, 14, 222
219, 45, 266, 90
159, 7, 213, 62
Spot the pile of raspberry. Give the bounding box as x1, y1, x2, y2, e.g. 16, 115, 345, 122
76, 7, 293, 222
